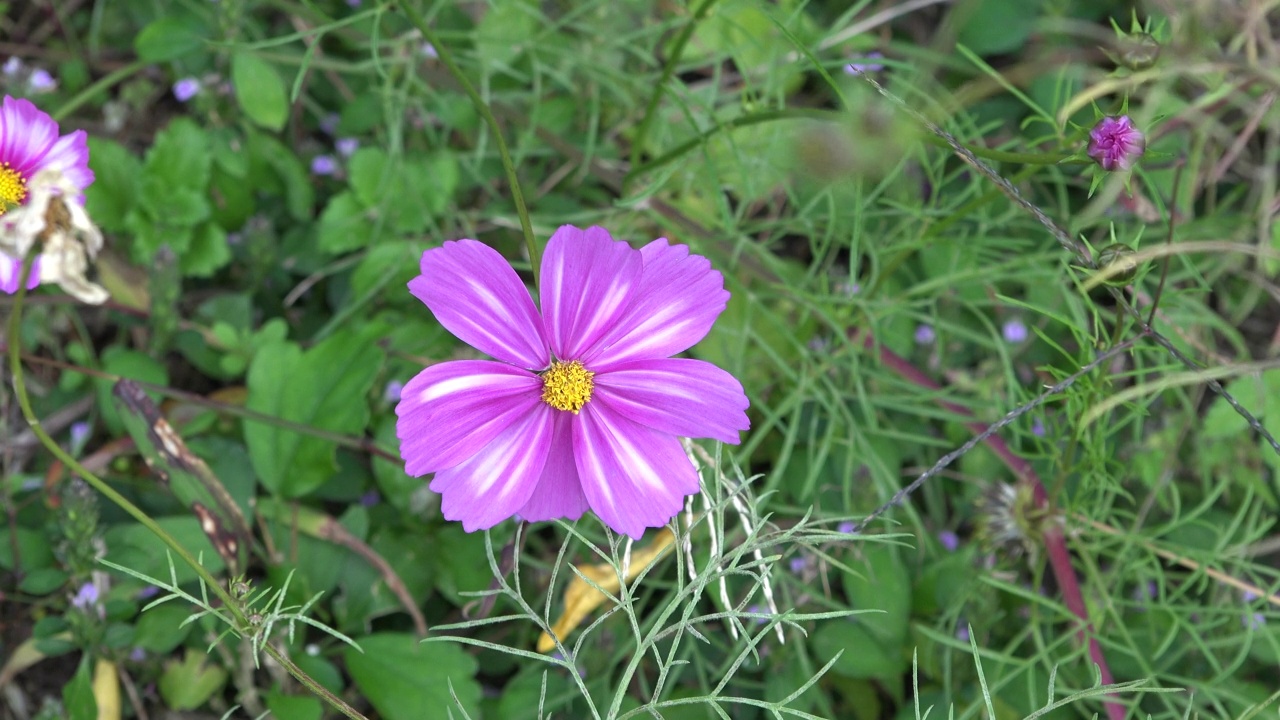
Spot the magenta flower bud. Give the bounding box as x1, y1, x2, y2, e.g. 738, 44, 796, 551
1087, 116, 1145, 171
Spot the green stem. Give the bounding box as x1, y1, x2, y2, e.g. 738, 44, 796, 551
629, 0, 720, 170
395, 3, 540, 286
624, 107, 1080, 187
52, 59, 148, 122
5, 258, 368, 720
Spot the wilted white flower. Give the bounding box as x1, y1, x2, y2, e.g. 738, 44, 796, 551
0, 169, 109, 304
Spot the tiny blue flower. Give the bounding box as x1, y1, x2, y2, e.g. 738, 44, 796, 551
1002, 319, 1028, 343
914, 324, 935, 345
311, 155, 338, 176
28, 69, 56, 92
938, 530, 959, 552
172, 77, 201, 102
844, 52, 884, 76
335, 137, 359, 157
71, 582, 99, 609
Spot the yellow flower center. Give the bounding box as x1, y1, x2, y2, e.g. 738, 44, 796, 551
0, 162, 28, 215
540, 360, 595, 413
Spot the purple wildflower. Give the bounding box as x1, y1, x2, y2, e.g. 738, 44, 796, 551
319, 113, 340, 135
396, 225, 749, 539
1244, 612, 1266, 630
28, 69, 56, 93
2, 58, 22, 76
1031, 417, 1046, 437
310, 155, 338, 176
129, 648, 146, 662
421, 43, 438, 59
69, 421, 91, 451
71, 582, 99, 610
788, 555, 811, 574
837, 521, 856, 534
1087, 116, 1145, 171
1243, 590, 1261, 602
844, 52, 884, 76
956, 625, 970, 642
745, 604, 770, 625
335, 137, 359, 157
1002, 319, 1027, 343
172, 77, 201, 103
938, 530, 959, 552
383, 379, 404, 403
359, 490, 381, 507
914, 324, 935, 345
136, 585, 160, 600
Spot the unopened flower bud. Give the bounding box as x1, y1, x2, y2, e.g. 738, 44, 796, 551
1087, 116, 1145, 171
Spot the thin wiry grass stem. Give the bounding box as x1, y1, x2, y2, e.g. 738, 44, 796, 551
852, 330, 1131, 720
394, 2, 541, 286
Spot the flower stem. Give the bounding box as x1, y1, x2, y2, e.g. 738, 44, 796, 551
395, 4, 540, 285
52, 59, 148, 122
5, 257, 369, 720
858, 331, 1127, 720
629, 0, 720, 171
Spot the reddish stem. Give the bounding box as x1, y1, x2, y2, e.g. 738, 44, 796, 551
856, 331, 1125, 720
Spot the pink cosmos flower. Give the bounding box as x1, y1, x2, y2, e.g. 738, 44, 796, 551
1087, 115, 1145, 171
0, 95, 94, 294
396, 225, 750, 539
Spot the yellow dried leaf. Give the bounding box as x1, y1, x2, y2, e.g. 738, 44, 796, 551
537, 528, 676, 652
93, 658, 121, 720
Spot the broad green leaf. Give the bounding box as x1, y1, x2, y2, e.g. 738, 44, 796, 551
103, 517, 226, 584
179, 222, 231, 277
345, 634, 481, 720
842, 543, 912, 646
475, 0, 540, 65
63, 656, 97, 720
145, 118, 211, 190
317, 191, 374, 254
956, 0, 1043, 56
245, 330, 385, 497
134, 17, 207, 62
84, 138, 140, 232
265, 691, 322, 720
245, 130, 314, 220
132, 602, 194, 654
158, 649, 227, 710
810, 620, 901, 680
232, 52, 289, 131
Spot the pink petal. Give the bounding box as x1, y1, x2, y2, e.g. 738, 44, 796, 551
518, 411, 589, 523
540, 225, 642, 361
584, 238, 729, 370
429, 404, 555, 532
40, 131, 94, 193
0, 96, 58, 176
573, 402, 701, 539
0, 253, 40, 294
396, 360, 542, 476
409, 240, 549, 368
594, 358, 749, 444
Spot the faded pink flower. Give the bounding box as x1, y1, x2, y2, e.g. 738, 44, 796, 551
396, 225, 749, 539
0, 96, 94, 295
1087, 115, 1145, 171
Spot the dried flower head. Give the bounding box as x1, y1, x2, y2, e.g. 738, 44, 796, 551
0, 169, 109, 304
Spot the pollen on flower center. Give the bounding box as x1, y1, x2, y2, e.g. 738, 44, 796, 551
0, 162, 28, 213
540, 360, 595, 413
